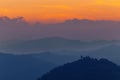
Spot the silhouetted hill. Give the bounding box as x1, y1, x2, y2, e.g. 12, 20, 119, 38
39, 57, 120, 80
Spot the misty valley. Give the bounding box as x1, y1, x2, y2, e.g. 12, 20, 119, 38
0, 37, 120, 80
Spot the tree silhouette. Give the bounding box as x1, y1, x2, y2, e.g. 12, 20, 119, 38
38, 56, 120, 80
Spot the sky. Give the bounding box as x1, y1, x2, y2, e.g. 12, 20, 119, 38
0, 0, 120, 22
0, 0, 120, 41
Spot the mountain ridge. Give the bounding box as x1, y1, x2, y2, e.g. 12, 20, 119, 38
39, 57, 120, 80
1, 37, 120, 53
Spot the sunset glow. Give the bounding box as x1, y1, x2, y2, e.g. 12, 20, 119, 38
1, 0, 120, 22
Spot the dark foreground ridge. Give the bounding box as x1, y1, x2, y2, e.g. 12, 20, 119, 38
38, 56, 120, 80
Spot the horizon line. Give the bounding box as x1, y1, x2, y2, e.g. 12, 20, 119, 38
0, 16, 120, 24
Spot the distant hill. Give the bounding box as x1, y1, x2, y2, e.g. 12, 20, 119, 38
39, 57, 120, 80
0, 53, 55, 80
85, 45, 120, 64
30, 52, 79, 65
0, 37, 120, 53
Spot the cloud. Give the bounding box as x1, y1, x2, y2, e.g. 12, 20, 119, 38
0, 16, 120, 42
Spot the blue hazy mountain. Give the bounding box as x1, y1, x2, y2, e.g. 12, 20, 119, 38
0, 53, 55, 80
30, 52, 80, 65
0, 37, 85, 51
0, 51, 82, 80
39, 57, 120, 80
0, 37, 120, 53
85, 45, 120, 64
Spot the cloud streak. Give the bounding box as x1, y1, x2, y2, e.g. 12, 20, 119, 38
0, 17, 120, 42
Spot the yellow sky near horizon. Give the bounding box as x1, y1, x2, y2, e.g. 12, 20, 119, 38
0, 0, 120, 23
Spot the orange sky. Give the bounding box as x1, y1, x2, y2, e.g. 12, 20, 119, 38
1, 0, 120, 23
